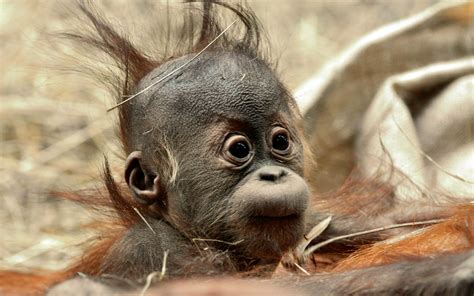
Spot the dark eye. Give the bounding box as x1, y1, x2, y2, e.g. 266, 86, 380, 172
223, 134, 253, 166
272, 133, 289, 151
229, 141, 250, 159
270, 127, 292, 156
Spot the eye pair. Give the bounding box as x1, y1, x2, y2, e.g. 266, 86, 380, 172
222, 127, 292, 166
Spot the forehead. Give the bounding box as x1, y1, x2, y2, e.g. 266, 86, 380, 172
135, 51, 289, 128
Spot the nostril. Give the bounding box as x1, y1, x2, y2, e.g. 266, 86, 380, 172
259, 167, 287, 182
260, 172, 278, 181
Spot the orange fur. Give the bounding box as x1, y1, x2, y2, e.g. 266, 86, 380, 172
332, 205, 474, 272
0, 271, 70, 296
313, 176, 394, 216
66, 227, 128, 276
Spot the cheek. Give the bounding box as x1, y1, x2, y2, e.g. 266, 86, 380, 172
288, 153, 305, 176
170, 165, 239, 224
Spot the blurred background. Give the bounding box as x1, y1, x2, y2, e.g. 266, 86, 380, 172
0, 0, 443, 271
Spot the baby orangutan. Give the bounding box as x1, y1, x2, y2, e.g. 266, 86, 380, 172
0, 1, 472, 295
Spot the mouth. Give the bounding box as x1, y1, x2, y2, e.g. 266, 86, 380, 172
252, 213, 300, 222
245, 196, 307, 219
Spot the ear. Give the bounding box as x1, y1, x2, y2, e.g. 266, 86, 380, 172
124, 151, 160, 205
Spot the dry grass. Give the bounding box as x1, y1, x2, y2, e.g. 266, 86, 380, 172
0, 0, 440, 271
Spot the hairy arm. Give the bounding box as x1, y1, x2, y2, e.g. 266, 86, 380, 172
48, 251, 473, 296
294, 250, 474, 295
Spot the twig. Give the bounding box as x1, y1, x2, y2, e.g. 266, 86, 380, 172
133, 207, 156, 234
108, 19, 238, 112
191, 238, 244, 246
304, 218, 446, 258
305, 216, 332, 242
139, 250, 169, 296
295, 216, 332, 256
293, 262, 310, 276
159, 250, 169, 281
1, 238, 63, 266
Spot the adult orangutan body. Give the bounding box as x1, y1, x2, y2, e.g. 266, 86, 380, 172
0, 1, 472, 295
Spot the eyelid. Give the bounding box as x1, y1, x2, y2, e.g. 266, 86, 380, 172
220, 133, 254, 169
219, 132, 248, 154
268, 126, 293, 159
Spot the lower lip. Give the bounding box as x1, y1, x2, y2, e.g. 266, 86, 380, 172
251, 213, 300, 222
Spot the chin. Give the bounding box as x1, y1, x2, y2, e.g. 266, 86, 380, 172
234, 214, 306, 260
